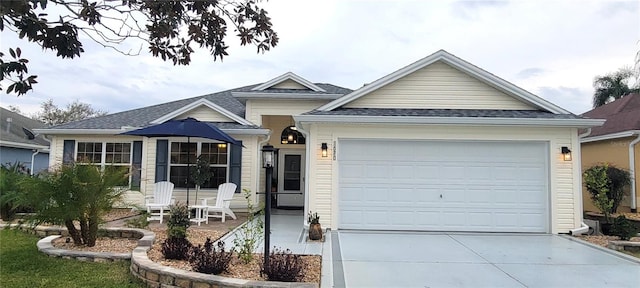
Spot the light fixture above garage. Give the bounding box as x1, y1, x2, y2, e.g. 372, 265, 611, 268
321, 142, 328, 157
561, 146, 572, 161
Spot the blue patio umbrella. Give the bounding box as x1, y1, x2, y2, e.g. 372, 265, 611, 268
121, 117, 241, 205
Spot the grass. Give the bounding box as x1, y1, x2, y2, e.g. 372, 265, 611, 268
0, 229, 142, 288
621, 250, 640, 259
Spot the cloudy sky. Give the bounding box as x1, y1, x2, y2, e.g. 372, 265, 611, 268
1, 0, 638, 117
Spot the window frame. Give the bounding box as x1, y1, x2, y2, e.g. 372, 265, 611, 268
168, 141, 230, 189
75, 141, 133, 187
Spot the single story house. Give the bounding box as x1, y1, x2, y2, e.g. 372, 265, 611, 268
35, 50, 604, 234
0, 107, 50, 174
581, 93, 640, 213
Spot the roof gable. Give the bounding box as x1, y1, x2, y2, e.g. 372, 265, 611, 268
318, 50, 571, 114
152, 98, 254, 126
581, 93, 640, 138
252, 72, 326, 92
343, 60, 534, 110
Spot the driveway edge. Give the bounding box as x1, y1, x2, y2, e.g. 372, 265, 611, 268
559, 234, 640, 264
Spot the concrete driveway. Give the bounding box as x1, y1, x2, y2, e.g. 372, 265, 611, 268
330, 231, 640, 288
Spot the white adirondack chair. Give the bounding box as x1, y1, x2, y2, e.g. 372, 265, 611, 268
201, 183, 237, 223
145, 181, 175, 224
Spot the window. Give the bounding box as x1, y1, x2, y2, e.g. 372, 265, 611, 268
169, 142, 229, 189
76, 142, 132, 186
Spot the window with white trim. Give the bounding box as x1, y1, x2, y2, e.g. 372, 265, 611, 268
76, 142, 132, 186
169, 142, 229, 189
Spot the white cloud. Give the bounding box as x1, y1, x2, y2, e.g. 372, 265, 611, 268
1, 0, 638, 116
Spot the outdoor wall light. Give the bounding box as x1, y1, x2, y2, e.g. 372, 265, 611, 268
561, 146, 572, 161
217, 143, 227, 149
262, 145, 275, 168
321, 142, 328, 157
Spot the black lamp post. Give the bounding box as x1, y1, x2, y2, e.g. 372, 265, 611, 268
261, 144, 275, 270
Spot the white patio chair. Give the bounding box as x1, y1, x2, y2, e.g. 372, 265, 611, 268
200, 183, 237, 223
145, 181, 175, 224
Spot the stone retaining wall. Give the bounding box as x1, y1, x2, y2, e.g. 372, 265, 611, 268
1, 224, 318, 287
608, 240, 640, 253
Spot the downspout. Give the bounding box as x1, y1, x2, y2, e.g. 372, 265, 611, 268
295, 120, 311, 227
571, 128, 593, 235
629, 131, 640, 212
257, 134, 271, 206
30, 149, 40, 175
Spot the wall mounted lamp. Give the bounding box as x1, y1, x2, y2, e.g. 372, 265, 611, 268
561, 146, 572, 161
321, 143, 328, 157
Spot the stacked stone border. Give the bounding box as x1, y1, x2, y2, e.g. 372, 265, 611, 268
1, 224, 317, 288
609, 240, 640, 253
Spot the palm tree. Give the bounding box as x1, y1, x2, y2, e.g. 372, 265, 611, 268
592, 68, 638, 108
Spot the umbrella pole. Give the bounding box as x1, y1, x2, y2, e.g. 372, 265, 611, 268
186, 137, 190, 207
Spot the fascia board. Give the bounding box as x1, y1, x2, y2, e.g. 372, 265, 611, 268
580, 130, 640, 143
151, 99, 254, 126
232, 92, 343, 100
0, 140, 49, 150
251, 72, 326, 92
222, 129, 270, 135
33, 128, 125, 135
294, 115, 606, 128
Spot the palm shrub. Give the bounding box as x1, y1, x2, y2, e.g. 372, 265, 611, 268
0, 162, 30, 220
583, 164, 631, 222
162, 202, 192, 260
18, 163, 127, 246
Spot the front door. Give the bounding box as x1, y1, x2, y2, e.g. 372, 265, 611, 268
277, 149, 305, 208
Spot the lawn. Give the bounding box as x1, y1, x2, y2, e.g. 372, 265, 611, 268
0, 229, 142, 288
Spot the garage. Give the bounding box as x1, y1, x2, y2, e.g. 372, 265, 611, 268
338, 139, 549, 232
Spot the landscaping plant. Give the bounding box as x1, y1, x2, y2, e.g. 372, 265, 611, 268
232, 189, 264, 264
584, 164, 631, 221
18, 163, 127, 246
188, 238, 232, 274
0, 162, 30, 221
612, 215, 638, 241
124, 210, 150, 229
261, 248, 304, 282
190, 154, 214, 200
162, 202, 193, 260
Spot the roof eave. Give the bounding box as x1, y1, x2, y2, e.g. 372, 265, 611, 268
580, 130, 640, 143
34, 128, 270, 136
232, 92, 344, 100
294, 115, 605, 128
0, 140, 50, 151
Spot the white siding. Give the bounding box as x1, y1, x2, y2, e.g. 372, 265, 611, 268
47, 134, 261, 210
344, 61, 535, 110
246, 99, 330, 125
177, 106, 235, 122
306, 124, 580, 234
272, 79, 308, 90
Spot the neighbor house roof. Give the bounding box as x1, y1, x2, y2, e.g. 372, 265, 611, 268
36, 82, 352, 133
581, 93, 640, 139
0, 107, 50, 150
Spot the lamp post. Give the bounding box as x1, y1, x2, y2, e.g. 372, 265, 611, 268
261, 144, 275, 270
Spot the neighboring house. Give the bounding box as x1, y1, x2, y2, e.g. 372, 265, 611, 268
35, 50, 603, 234
0, 107, 50, 174
580, 93, 640, 213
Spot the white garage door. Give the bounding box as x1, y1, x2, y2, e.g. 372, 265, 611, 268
338, 139, 549, 232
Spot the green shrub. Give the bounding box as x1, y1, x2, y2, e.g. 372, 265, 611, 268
188, 238, 232, 274
124, 210, 149, 229
162, 202, 192, 260
232, 189, 263, 264
18, 163, 127, 246
612, 215, 638, 241
0, 162, 30, 221
261, 248, 303, 282
584, 164, 631, 222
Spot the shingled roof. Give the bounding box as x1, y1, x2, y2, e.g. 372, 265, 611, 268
47, 83, 352, 130
306, 108, 581, 119
0, 107, 49, 148
581, 93, 640, 138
